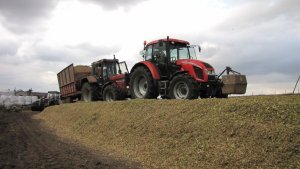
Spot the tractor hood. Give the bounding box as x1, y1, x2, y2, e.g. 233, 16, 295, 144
175, 59, 215, 70
175, 59, 216, 82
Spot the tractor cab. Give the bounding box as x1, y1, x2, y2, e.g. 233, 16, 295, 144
91, 59, 129, 82
47, 91, 60, 106
81, 58, 129, 102
142, 37, 201, 79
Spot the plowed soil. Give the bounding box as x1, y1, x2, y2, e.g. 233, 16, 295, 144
0, 110, 140, 169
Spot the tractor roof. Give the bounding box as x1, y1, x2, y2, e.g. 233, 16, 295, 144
146, 38, 190, 46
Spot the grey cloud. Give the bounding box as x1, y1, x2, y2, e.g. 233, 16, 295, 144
35, 43, 120, 64
202, 34, 300, 77
0, 61, 60, 92
0, 40, 120, 66
0, 0, 58, 33
67, 43, 119, 57
81, 0, 148, 9
219, 0, 300, 30
187, 0, 300, 78
0, 42, 120, 91
0, 40, 18, 57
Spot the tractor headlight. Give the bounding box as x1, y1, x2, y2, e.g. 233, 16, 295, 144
205, 69, 215, 75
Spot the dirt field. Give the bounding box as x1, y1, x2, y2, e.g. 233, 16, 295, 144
0, 110, 140, 169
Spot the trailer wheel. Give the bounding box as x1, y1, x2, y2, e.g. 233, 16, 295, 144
130, 67, 158, 99
103, 85, 125, 101
81, 83, 99, 102
169, 74, 198, 99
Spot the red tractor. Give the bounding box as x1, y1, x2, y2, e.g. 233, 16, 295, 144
80, 59, 130, 101
57, 58, 129, 102
129, 37, 245, 99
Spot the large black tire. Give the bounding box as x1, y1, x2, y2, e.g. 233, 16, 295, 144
103, 85, 125, 101
130, 67, 158, 99
169, 74, 199, 99
81, 83, 100, 102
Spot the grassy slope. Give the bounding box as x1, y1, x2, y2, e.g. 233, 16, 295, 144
36, 95, 300, 168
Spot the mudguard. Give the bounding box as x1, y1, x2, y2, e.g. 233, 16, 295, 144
87, 76, 97, 83
131, 61, 160, 80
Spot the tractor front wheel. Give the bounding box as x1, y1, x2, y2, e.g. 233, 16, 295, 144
169, 74, 198, 99
103, 85, 125, 101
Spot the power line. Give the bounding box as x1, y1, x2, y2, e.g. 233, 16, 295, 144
293, 75, 300, 94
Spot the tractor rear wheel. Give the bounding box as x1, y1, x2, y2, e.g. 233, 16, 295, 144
130, 67, 158, 99
81, 83, 99, 102
103, 85, 125, 101
169, 74, 198, 99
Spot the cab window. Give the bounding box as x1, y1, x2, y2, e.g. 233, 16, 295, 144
145, 45, 153, 61
153, 42, 166, 64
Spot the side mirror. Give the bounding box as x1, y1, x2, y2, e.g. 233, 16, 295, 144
140, 50, 145, 57
198, 46, 201, 53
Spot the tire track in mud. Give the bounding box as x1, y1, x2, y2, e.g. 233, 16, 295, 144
0, 110, 140, 169
15, 112, 64, 169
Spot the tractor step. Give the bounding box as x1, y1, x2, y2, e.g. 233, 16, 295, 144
159, 81, 169, 96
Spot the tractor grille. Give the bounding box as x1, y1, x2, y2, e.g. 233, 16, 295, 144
193, 66, 203, 79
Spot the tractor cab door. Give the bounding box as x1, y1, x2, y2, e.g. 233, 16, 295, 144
152, 42, 168, 78
117, 61, 129, 74
102, 61, 117, 80
92, 62, 104, 83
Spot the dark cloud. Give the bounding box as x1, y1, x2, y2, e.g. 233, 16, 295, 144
81, 0, 148, 9
0, 0, 58, 33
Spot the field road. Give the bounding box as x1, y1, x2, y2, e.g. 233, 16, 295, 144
0, 110, 140, 169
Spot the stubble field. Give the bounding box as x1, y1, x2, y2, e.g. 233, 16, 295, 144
36, 95, 300, 168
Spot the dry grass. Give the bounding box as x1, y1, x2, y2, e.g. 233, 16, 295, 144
36, 95, 300, 168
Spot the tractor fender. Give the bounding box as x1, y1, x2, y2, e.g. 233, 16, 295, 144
87, 76, 97, 83
102, 82, 113, 93
131, 61, 160, 80
79, 76, 97, 90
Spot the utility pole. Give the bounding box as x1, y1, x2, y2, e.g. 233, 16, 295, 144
293, 75, 300, 94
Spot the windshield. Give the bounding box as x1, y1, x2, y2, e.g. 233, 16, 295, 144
117, 61, 128, 74
170, 43, 197, 61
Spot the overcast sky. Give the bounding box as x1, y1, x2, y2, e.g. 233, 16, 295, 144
0, 0, 299, 95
